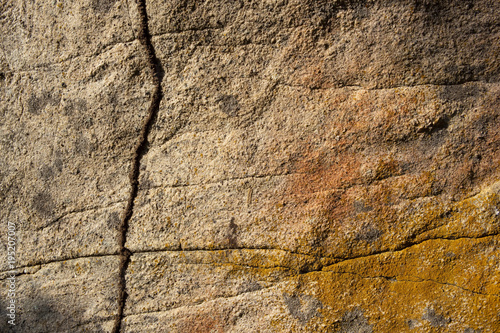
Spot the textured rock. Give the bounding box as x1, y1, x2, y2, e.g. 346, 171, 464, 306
0, 1, 152, 331
1, 0, 500, 332
0, 257, 120, 332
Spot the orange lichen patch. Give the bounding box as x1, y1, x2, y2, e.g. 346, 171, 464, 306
290, 149, 361, 198
309, 273, 500, 332
275, 164, 499, 260
255, 83, 499, 260
415, 181, 500, 241
278, 236, 500, 332
324, 235, 500, 297
271, 147, 362, 256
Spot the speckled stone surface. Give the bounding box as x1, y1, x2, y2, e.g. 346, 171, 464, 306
1, 0, 499, 332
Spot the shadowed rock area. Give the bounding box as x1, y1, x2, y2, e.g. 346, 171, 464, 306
1, 0, 499, 332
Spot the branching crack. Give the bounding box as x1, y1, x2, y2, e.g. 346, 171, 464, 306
128, 232, 500, 272
113, 1, 164, 332
3, 233, 498, 281
329, 271, 499, 297
311, 232, 500, 274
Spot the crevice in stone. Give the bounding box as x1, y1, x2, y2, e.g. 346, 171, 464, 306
129, 232, 500, 262
113, 0, 164, 332
4, 37, 138, 74
315, 232, 500, 273
2, 232, 497, 279
0, 252, 118, 276
328, 271, 499, 297
143, 171, 296, 191
36, 200, 126, 231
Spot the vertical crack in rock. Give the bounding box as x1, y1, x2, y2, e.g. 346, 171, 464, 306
113, 1, 163, 332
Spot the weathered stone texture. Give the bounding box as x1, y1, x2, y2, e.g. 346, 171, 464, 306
0, 256, 120, 332
1, 0, 499, 332
1, 1, 153, 331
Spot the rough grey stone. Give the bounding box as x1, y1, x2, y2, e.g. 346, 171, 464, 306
1, 0, 500, 332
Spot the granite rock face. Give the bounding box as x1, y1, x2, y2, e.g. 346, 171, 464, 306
1, 0, 499, 332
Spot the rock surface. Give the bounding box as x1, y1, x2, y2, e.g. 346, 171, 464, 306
1, 0, 499, 332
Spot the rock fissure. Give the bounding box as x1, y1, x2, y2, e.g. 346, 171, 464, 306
2, 233, 497, 279
2, 0, 500, 331
317, 233, 500, 270
0, 252, 117, 277
36, 200, 126, 231
130, 232, 500, 264
328, 271, 498, 298
3, 38, 138, 75
113, 1, 164, 332
182, 261, 293, 272
230, 77, 492, 92
406, 275, 498, 297
143, 172, 296, 191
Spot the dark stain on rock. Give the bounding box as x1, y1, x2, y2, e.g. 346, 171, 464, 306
15, 286, 84, 331
74, 135, 96, 156
27, 91, 60, 115
0, 299, 8, 331
413, 0, 448, 23
439, 84, 479, 102
464, 328, 482, 333
355, 224, 382, 243
353, 200, 373, 213
54, 158, 63, 173
107, 212, 121, 230
138, 172, 153, 190
64, 98, 87, 117
283, 293, 323, 325
142, 316, 159, 323
32, 191, 54, 218
228, 217, 238, 247
39, 165, 54, 181
91, 0, 117, 13
443, 63, 483, 85
417, 115, 450, 134
218, 94, 241, 116
39, 158, 64, 181
236, 280, 262, 294
422, 307, 451, 327
339, 307, 373, 333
